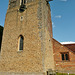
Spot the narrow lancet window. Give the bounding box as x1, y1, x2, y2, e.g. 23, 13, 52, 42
19, 35, 24, 51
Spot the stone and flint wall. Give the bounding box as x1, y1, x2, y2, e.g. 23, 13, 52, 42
0, 0, 55, 75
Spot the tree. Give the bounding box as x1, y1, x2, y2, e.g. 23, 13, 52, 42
0, 25, 3, 51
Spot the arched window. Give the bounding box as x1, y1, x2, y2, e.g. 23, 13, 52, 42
18, 35, 24, 51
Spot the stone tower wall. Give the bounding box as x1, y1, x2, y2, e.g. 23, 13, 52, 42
0, 0, 55, 74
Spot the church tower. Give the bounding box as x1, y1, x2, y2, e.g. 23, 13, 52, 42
0, 0, 55, 75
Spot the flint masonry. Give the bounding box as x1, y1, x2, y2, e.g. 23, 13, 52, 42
0, 0, 55, 75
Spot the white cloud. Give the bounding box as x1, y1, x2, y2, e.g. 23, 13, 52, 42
60, 0, 67, 2
55, 15, 62, 18
61, 41, 75, 44
52, 22, 56, 28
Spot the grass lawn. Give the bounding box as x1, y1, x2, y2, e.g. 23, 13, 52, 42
56, 73, 75, 75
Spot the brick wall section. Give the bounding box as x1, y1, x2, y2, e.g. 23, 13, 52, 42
53, 38, 75, 73
0, 0, 55, 74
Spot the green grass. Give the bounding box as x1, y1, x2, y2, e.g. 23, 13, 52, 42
56, 73, 75, 75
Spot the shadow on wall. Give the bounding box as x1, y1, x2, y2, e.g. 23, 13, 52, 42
0, 25, 3, 52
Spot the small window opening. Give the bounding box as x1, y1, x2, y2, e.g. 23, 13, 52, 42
19, 0, 26, 12
24, 0, 26, 4
62, 54, 64, 60
65, 54, 69, 60
21, 0, 23, 5
20, 0, 26, 5
61, 52, 69, 61
20, 16, 23, 21
18, 35, 24, 51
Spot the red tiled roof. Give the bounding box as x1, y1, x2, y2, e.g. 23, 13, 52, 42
63, 44, 75, 53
